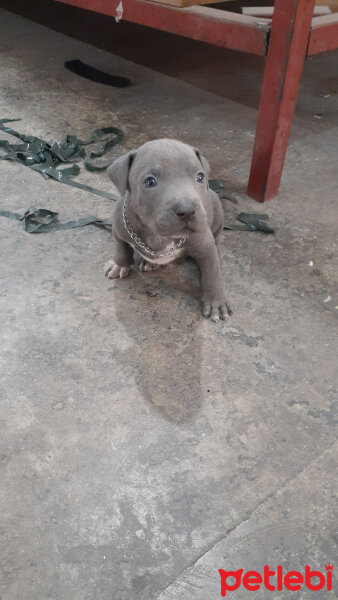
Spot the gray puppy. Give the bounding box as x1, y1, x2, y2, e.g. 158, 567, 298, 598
104, 139, 232, 322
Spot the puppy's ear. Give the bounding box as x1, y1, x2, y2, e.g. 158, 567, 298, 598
107, 150, 136, 196
195, 149, 210, 178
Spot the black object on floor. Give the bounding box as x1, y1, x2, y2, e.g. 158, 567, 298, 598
64, 59, 131, 88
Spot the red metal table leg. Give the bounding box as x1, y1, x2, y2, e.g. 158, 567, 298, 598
247, 0, 315, 202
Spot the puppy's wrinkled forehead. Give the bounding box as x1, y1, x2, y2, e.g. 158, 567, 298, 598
131, 139, 202, 178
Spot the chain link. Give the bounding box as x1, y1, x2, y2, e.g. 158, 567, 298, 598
122, 196, 187, 257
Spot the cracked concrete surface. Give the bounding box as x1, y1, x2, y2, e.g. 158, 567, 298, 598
158, 441, 338, 599
0, 4, 337, 600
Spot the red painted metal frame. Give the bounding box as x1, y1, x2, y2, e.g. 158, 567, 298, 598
247, 0, 316, 202
57, 0, 269, 56
308, 14, 338, 56
55, 0, 337, 201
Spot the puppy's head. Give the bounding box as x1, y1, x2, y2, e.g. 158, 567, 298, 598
107, 139, 210, 236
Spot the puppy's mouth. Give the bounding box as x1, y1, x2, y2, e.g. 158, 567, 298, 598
156, 208, 200, 236
156, 220, 195, 235
175, 212, 198, 232
182, 222, 196, 233
170, 221, 197, 236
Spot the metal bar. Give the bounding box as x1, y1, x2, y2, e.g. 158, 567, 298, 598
308, 13, 338, 55
55, 0, 269, 55
247, 0, 316, 203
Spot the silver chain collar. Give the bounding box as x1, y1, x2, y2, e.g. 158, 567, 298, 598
122, 196, 187, 258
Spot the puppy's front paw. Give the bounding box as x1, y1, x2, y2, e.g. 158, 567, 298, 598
104, 260, 131, 279
202, 296, 233, 323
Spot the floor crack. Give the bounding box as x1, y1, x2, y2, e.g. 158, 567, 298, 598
156, 439, 337, 597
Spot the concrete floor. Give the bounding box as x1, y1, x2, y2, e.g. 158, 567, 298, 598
0, 5, 337, 600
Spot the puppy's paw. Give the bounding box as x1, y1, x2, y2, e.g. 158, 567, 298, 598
138, 259, 160, 272
202, 296, 233, 323
104, 260, 131, 279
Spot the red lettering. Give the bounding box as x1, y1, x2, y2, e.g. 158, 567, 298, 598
218, 565, 331, 594
264, 565, 276, 590
242, 571, 262, 591
305, 566, 325, 591
284, 571, 303, 591
219, 569, 243, 597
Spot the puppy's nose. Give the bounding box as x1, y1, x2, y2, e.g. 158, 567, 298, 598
172, 202, 196, 219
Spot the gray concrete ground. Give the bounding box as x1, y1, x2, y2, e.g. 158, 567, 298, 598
0, 6, 337, 600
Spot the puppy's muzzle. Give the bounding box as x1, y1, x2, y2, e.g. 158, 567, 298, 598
172, 200, 198, 221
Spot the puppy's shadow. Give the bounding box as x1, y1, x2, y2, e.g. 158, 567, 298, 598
112, 263, 204, 423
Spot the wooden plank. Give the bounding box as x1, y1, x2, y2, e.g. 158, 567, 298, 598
308, 13, 338, 54
309, 11, 338, 22
153, 0, 232, 7
314, 0, 338, 10
242, 6, 331, 17
247, 0, 316, 202
55, 0, 269, 55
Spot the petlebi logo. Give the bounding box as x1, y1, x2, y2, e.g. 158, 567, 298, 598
218, 564, 334, 596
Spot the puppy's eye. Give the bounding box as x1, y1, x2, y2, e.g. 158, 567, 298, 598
144, 176, 157, 188
196, 172, 205, 183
